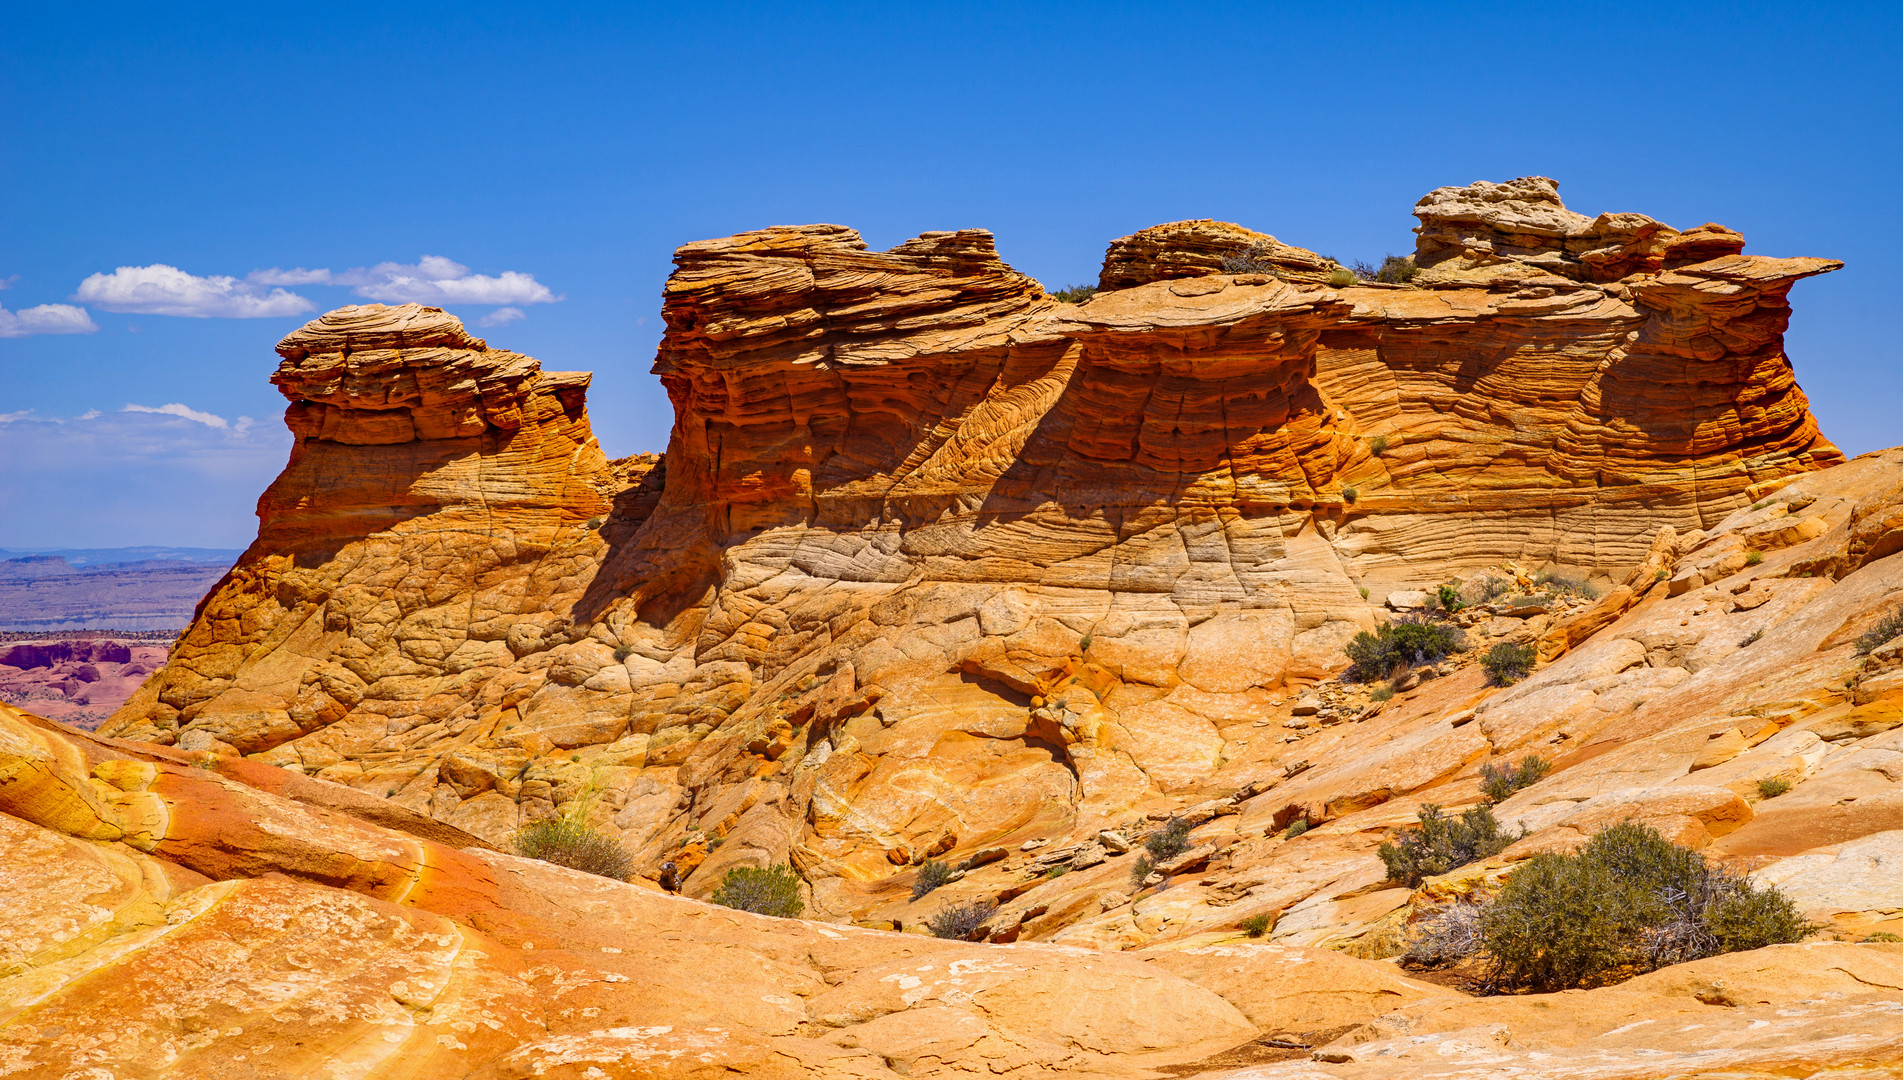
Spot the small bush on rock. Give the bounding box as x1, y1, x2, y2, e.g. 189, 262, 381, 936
1481, 641, 1537, 686
1325, 267, 1357, 287
1143, 818, 1192, 861
1402, 899, 1487, 969
513, 815, 634, 881
1049, 283, 1098, 304
1130, 853, 1156, 886
1222, 242, 1282, 274
710, 864, 805, 918
1345, 616, 1462, 682
1758, 776, 1792, 799
1379, 804, 1519, 887
1479, 821, 1811, 990
1856, 605, 1903, 654
1352, 254, 1418, 284
926, 900, 997, 940
1479, 755, 1551, 803
1241, 913, 1273, 938
912, 858, 954, 900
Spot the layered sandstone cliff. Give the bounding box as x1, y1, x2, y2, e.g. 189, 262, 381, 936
102, 179, 1852, 939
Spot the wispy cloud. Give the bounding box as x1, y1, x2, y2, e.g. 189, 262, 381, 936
74, 265, 314, 318
247, 255, 558, 307
0, 302, 98, 337
0, 405, 289, 547
122, 402, 234, 430
478, 305, 527, 327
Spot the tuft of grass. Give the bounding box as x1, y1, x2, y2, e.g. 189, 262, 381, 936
1241, 913, 1273, 938
926, 900, 997, 940
1049, 283, 1098, 304
710, 864, 805, 918
1325, 267, 1357, 287
1342, 485, 1359, 504
1378, 804, 1519, 888
1480, 641, 1537, 686
1370, 435, 1389, 455
1862, 931, 1903, 943
1654, 568, 1668, 582
1284, 819, 1310, 839
1740, 628, 1764, 647
513, 815, 635, 881
1043, 864, 1070, 879
1479, 755, 1552, 803
1344, 616, 1462, 683
1079, 634, 1093, 652
1745, 550, 1764, 567
1359, 586, 1370, 599
1752, 500, 1769, 511
1855, 605, 1903, 654
1479, 821, 1811, 991
912, 858, 954, 900
614, 645, 633, 662
1370, 685, 1395, 703
584, 517, 604, 530
1757, 776, 1792, 799
1130, 853, 1156, 886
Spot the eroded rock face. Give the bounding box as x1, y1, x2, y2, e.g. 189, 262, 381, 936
102, 182, 1847, 934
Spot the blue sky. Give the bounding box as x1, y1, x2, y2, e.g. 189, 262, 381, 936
2, 2, 1897, 548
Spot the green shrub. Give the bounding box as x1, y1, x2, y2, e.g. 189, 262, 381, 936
1350, 254, 1418, 283
1481, 641, 1537, 686
1378, 803, 1519, 887
1342, 485, 1359, 504
613, 645, 633, 662
1043, 864, 1069, 879
1654, 568, 1668, 582
1745, 550, 1763, 566
1479, 821, 1811, 990
1855, 604, 1903, 654
1740, 628, 1764, 647
1325, 267, 1357, 287
912, 858, 954, 900
1284, 819, 1310, 839
1862, 931, 1903, 943
1344, 616, 1462, 682
1479, 755, 1552, 803
1370, 435, 1388, 455
1757, 776, 1792, 799
1241, 913, 1273, 938
584, 516, 604, 530
1370, 685, 1395, 703
1435, 583, 1463, 613
710, 864, 805, 918
1358, 586, 1370, 599
1143, 818, 1192, 860
1130, 853, 1156, 885
513, 815, 635, 881
926, 900, 996, 940
1050, 283, 1097, 304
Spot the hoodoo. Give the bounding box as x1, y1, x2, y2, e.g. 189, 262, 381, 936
5, 177, 1901, 1077
105, 177, 1847, 924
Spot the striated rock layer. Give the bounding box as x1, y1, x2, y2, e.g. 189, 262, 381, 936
103, 180, 1848, 932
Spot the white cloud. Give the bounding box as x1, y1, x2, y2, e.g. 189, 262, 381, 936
121, 402, 233, 430
0, 302, 98, 337
247, 267, 334, 286
75, 265, 314, 318
335, 255, 559, 306
478, 306, 527, 327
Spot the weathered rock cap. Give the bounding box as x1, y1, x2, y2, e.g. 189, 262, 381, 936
275, 302, 485, 360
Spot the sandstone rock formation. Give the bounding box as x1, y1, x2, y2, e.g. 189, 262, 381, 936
9, 701, 1903, 1078
99, 178, 1859, 954
0, 637, 167, 730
